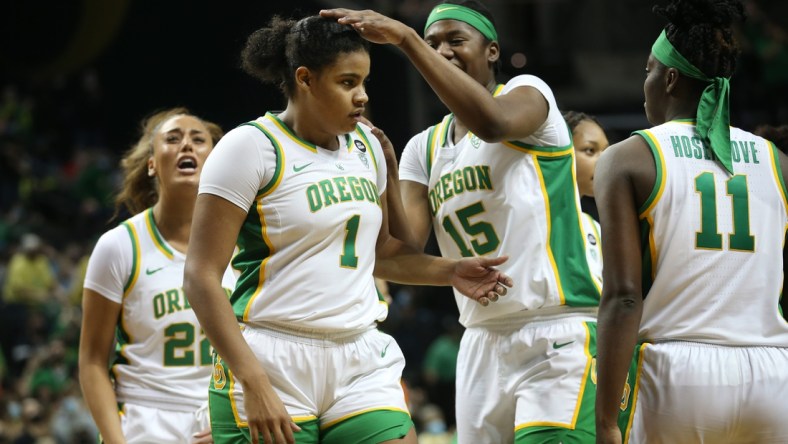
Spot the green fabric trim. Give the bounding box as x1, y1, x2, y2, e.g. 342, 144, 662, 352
145, 208, 173, 256
241, 121, 283, 196
121, 221, 139, 294
424, 3, 498, 41
652, 29, 733, 174
633, 131, 664, 216
321, 410, 413, 444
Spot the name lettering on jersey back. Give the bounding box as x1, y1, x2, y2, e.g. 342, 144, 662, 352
306, 175, 380, 212
669, 136, 760, 164
428, 165, 493, 215
153, 287, 232, 319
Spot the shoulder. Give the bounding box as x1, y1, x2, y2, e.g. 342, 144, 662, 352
501, 75, 553, 97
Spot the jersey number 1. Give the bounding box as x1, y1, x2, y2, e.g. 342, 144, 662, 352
694, 172, 754, 251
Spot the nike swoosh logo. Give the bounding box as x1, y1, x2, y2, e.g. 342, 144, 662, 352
293, 162, 313, 172
434, 6, 460, 13
146, 266, 165, 275
381, 341, 392, 358
553, 340, 574, 349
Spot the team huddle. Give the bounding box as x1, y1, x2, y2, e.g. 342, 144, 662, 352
77, 0, 788, 443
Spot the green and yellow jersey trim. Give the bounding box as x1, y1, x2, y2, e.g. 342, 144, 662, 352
144, 208, 174, 259
634, 130, 666, 283
241, 121, 285, 197
236, 121, 281, 321
766, 140, 788, 216
121, 221, 141, 296
264, 113, 320, 153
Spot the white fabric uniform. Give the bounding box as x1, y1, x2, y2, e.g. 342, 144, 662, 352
84, 208, 237, 440
199, 114, 408, 432
199, 113, 388, 332
400, 75, 600, 442
622, 121, 788, 443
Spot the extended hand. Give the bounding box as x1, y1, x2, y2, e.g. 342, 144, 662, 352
320, 8, 411, 46
451, 256, 513, 306
243, 376, 301, 444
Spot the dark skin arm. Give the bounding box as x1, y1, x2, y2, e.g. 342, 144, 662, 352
359, 117, 418, 248
319, 8, 548, 143
593, 135, 656, 444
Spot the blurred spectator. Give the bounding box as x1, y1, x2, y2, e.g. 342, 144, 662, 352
421, 316, 462, 430
1, 234, 58, 378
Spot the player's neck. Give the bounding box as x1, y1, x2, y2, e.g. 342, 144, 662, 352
151, 197, 194, 253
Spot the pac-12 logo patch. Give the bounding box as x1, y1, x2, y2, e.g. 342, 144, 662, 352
354, 140, 367, 152
587, 233, 597, 246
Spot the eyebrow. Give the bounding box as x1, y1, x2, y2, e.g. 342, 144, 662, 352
164, 127, 205, 135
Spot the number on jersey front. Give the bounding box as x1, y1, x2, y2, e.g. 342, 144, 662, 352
442, 201, 500, 257
163, 322, 211, 366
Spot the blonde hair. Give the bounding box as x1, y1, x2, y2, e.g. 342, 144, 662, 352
113, 107, 223, 218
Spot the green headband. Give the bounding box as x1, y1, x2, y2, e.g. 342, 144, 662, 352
424, 4, 498, 42
651, 29, 733, 174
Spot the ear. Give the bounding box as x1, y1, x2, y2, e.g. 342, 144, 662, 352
487, 41, 501, 65
665, 67, 680, 94
147, 157, 155, 177
295, 66, 311, 90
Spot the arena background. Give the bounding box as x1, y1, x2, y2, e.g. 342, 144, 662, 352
1, 0, 786, 442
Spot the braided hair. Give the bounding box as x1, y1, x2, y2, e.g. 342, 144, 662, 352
653, 0, 744, 78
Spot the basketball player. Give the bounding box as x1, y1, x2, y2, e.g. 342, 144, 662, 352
79, 108, 237, 443
322, 2, 601, 442
594, 0, 788, 442
182, 14, 513, 444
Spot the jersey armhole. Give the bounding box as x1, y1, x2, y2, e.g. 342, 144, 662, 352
120, 221, 141, 298
241, 122, 285, 197
633, 130, 666, 217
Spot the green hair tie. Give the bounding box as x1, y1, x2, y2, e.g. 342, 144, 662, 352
651, 29, 733, 174
424, 4, 498, 42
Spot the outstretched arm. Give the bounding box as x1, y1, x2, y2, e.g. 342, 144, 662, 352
374, 188, 512, 306
320, 8, 547, 142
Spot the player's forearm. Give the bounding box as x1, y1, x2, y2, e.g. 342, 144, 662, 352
374, 237, 453, 285
397, 30, 503, 139
595, 291, 642, 430
183, 273, 267, 385
79, 363, 126, 444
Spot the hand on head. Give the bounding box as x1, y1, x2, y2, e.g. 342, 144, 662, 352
320, 8, 411, 46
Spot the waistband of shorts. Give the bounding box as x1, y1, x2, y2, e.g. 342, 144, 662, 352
468, 306, 598, 330
241, 321, 377, 344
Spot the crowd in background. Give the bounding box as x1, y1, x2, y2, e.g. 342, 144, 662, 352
0, 1, 787, 441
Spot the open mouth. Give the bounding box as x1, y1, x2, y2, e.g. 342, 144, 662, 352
177, 156, 197, 173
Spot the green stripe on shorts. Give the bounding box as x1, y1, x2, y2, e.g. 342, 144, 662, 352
321, 410, 413, 444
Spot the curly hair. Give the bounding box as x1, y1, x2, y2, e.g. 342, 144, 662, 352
653, 0, 744, 78
241, 15, 369, 97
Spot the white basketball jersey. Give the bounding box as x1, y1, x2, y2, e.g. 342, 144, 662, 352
84, 208, 237, 411
208, 113, 388, 332
400, 75, 600, 328
636, 121, 788, 345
